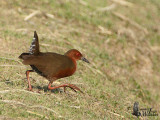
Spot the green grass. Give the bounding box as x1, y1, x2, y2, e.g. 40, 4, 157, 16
0, 0, 160, 119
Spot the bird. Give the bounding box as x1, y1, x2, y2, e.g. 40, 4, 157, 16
19, 31, 89, 93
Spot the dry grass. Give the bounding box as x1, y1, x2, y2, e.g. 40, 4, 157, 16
0, 0, 160, 119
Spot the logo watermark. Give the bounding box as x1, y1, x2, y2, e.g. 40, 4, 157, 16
131, 102, 158, 117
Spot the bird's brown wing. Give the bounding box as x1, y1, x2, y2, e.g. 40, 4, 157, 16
21, 52, 75, 78
29, 31, 40, 55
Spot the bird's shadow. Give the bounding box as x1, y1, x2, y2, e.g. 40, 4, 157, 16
33, 85, 63, 93
4, 77, 64, 94
20, 77, 63, 93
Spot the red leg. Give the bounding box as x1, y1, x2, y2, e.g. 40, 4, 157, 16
26, 70, 34, 91
48, 82, 83, 93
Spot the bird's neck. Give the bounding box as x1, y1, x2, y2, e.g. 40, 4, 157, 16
65, 53, 77, 68
71, 58, 77, 74
66, 56, 77, 69
71, 57, 77, 66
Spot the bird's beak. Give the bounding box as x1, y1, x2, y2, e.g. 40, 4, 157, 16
81, 57, 90, 63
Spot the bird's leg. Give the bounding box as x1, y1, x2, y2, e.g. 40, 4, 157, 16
48, 82, 83, 93
26, 70, 34, 91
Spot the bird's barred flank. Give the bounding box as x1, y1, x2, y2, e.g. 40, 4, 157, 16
29, 38, 36, 54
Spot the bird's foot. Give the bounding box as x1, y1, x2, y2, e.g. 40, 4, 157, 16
26, 86, 32, 91
48, 83, 83, 93
63, 84, 83, 93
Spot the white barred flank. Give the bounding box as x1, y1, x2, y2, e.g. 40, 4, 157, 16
29, 37, 36, 54
28, 31, 39, 55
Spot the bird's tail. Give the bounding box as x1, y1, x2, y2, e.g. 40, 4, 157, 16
29, 31, 40, 55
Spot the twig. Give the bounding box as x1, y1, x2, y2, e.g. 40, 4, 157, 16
111, 0, 134, 7
44, 13, 54, 19
40, 43, 51, 47
107, 111, 124, 118
98, 26, 113, 35
78, 0, 88, 6
0, 57, 22, 64
27, 110, 49, 119
67, 105, 80, 109
0, 100, 62, 118
97, 4, 116, 12
0, 90, 12, 94
0, 89, 61, 100
0, 89, 40, 95
16, 28, 28, 32
71, 82, 84, 85
24, 10, 55, 21
91, 4, 116, 16
0, 65, 24, 67
24, 11, 40, 21
85, 64, 106, 78
113, 12, 148, 34
31, 105, 60, 116
55, 101, 80, 109
1, 100, 26, 106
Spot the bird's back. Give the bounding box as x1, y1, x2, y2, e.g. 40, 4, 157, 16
19, 31, 76, 80
20, 52, 76, 79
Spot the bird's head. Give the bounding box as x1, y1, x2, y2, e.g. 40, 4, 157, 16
65, 49, 90, 63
